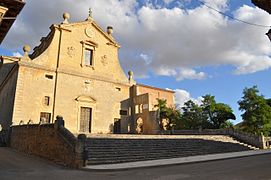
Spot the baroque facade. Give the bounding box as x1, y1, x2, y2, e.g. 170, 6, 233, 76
0, 12, 174, 134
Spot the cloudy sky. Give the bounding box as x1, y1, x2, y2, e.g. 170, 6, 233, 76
1, 0, 271, 124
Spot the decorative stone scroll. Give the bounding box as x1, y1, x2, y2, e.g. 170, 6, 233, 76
67, 46, 75, 58
101, 55, 108, 66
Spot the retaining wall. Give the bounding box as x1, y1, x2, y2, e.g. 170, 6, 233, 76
10, 118, 87, 168
170, 128, 268, 149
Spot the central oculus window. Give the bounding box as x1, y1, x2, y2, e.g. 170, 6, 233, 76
84, 48, 93, 66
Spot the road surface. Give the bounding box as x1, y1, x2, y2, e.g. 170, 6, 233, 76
0, 147, 271, 180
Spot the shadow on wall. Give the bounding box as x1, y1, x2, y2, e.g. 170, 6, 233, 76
0, 60, 19, 130
109, 123, 113, 134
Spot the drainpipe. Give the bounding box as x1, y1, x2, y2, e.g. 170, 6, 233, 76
52, 26, 63, 122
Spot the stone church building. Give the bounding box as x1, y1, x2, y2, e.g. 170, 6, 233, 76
0, 12, 174, 134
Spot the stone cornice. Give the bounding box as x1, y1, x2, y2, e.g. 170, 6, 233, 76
17, 61, 131, 87
56, 68, 131, 87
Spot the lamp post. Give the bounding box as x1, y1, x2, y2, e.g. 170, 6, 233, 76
266, 29, 271, 42
251, 1, 271, 42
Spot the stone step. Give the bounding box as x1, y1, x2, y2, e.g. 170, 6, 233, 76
87, 148, 246, 158
84, 135, 256, 165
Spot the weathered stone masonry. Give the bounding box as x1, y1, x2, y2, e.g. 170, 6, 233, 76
10, 117, 87, 168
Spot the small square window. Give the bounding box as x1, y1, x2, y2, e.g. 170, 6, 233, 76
120, 110, 128, 116
45, 74, 53, 79
40, 112, 51, 123
44, 96, 50, 106
115, 87, 121, 91
84, 48, 93, 66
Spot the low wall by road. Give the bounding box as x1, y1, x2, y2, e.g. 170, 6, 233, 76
10, 116, 87, 168
169, 129, 269, 149
172, 129, 229, 135
228, 129, 268, 149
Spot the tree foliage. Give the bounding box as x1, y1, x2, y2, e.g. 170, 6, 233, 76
180, 100, 203, 129
155, 99, 181, 130
238, 86, 271, 135
180, 95, 235, 129
156, 94, 236, 130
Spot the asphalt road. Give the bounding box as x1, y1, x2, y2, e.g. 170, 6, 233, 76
0, 147, 271, 180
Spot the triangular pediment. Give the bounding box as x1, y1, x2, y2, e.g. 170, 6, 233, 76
75, 95, 96, 103
59, 20, 120, 48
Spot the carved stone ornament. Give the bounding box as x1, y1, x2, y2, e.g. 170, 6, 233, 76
101, 55, 108, 66
67, 46, 75, 58
85, 27, 95, 38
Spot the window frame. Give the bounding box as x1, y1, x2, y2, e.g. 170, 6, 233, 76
40, 112, 51, 123
84, 48, 94, 66
81, 40, 97, 68
44, 96, 50, 106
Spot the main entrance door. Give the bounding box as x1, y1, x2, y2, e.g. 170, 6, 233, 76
80, 107, 92, 133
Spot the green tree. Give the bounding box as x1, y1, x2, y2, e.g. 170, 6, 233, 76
238, 86, 271, 135
181, 100, 203, 129
201, 95, 216, 128
155, 99, 168, 130
165, 106, 182, 130
200, 95, 235, 129
155, 99, 181, 130
212, 103, 236, 128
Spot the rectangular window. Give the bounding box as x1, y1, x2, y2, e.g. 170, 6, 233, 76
45, 74, 53, 79
115, 87, 121, 91
135, 105, 139, 114
40, 112, 51, 123
44, 96, 50, 106
84, 49, 93, 66
80, 107, 92, 133
128, 107, 131, 116
120, 110, 128, 116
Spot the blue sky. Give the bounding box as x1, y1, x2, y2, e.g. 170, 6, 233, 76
1, 0, 270, 124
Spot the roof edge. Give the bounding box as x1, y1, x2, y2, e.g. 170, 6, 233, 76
137, 83, 175, 93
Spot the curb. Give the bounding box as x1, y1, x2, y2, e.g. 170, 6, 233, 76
83, 149, 271, 171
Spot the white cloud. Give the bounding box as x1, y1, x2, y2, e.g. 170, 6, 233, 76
233, 55, 271, 74
174, 89, 203, 107
2, 0, 271, 80
155, 67, 206, 81
140, 53, 152, 65
155, 66, 177, 76
12, 52, 22, 57
175, 68, 206, 81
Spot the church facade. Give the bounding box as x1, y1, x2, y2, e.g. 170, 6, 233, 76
0, 12, 174, 134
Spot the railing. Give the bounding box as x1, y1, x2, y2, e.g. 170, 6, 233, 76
165, 128, 270, 149
58, 125, 77, 148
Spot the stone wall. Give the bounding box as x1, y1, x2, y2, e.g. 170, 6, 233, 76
172, 129, 229, 135
228, 129, 268, 149
10, 118, 87, 168
171, 128, 269, 149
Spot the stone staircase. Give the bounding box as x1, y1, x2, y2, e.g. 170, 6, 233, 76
85, 135, 258, 165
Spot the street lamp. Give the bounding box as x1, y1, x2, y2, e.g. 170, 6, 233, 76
266, 29, 271, 42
